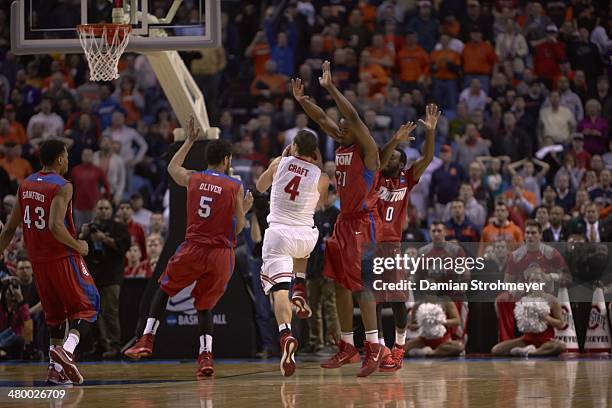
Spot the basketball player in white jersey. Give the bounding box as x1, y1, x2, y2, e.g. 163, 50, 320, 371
256, 130, 330, 377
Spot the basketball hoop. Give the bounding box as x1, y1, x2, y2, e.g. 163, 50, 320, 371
77, 23, 132, 81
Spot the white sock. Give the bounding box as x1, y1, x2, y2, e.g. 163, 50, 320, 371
365, 330, 378, 344
199, 334, 213, 354
144, 318, 160, 335
395, 330, 406, 347
341, 332, 354, 346
63, 333, 79, 354
379, 337, 386, 347
279, 323, 291, 333
295, 272, 305, 280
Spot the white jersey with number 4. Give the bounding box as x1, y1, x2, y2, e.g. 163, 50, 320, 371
267, 156, 321, 227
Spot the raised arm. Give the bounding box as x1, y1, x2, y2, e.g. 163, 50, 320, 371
380, 122, 417, 170
532, 157, 550, 179
0, 199, 22, 256
411, 104, 441, 178
319, 61, 379, 171
507, 158, 525, 177
256, 156, 282, 193
50, 183, 88, 256
167, 116, 198, 188
234, 185, 253, 235
292, 78, 341, 140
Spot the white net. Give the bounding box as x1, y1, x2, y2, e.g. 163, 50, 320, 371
77, 24, 132, 81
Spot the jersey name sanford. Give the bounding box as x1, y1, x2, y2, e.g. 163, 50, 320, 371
199, 183, 223, 194
22, 190, 45, 202
336, 152, 353, 166
378, 186, 407, 203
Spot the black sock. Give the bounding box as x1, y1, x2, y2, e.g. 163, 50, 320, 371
197, 310, 213, 336
149, 288, 170, 321
294, 277, 306, 286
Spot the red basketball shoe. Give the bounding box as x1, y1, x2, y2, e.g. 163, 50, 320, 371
46, 363, 73, 387
49, 346, 83, 384
320, 340, 360, 368
197, 351, 214, 378
124, 333, 154, 360
280, 332, 299, 377
357, 341, 384, 377
379, 346, 405, 372
291, 282, 312, 319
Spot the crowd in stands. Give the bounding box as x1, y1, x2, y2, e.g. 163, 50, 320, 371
0, 0, 611, 359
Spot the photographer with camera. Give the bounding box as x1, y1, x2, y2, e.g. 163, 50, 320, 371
0, 273, 30, 359
79, 198, 130, 359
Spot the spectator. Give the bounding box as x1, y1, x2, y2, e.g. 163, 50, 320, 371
0, 143, 33, 183
480, 202, 524, 250
396, 31, 429, 92
462, 26, 497, 92
533, 25, 566, 87
92, 136, 126, 205
103, 111, 148, 168
366, 33, 395, 73
549, 76, 584, 122
79, 198, 130, 359
444, 183, 486, 230
503, 174, 536, 224
341, 9, 371, 55
430, 33, 461, 112
538, 91, 576, 145
430, 145, 464, 219
542, 206, 569, 242
554, 173, 576, 213
507, 158, 549, 205
495, 17, 528, 76
0, 106, 26, 146
359, 50, 390, 96
461, 0, 493, 42
148, 212, 167, 239
454, 123, 490, 172
578, 99, 608, 156
568, 133, 592, 170
445, 200, 480, 242
249, 60, 287, 102
282, 113, 316, 148
71, 148, 112, 231
0, 277, 29, 360
95, 84, 122, 130
459, 79, 488, 115
130, 193, 153, 232
264, 18, 296, 78
567, 27, 602, 85
492, 111, 532, 161
554, 154, 584, 191
26, 97, 64, 140
407, 1, 439, 53
244, 31, 271, 78
116, 200, 148, 259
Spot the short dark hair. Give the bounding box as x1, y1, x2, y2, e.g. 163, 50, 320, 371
293, 130, 318, 157
395, 148, 407, 167
118, 200, 133, 209
39, 139, 66, 167
430, 220, 445, 228
525, 219, 541, 232
205, 139, 233, 166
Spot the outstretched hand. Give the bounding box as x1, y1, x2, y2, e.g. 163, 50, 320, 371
243, 190, 254, 214
187, 115, 201, 142
392, 121, 417, 144
318, 60, 333, 89
291, 78, 309, 103
418, 104, 442, 132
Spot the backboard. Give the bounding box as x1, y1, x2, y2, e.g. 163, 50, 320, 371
11, 0, 222, 54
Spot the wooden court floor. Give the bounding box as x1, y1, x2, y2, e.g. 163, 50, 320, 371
0, 357, 610, 407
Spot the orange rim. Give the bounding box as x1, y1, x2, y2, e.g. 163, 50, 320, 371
76, 23, 132, 39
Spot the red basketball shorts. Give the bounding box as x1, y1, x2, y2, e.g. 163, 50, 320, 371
159, 241, 234, 310
374, 242, 408, 303
32, 255, 100, 326
323, 212, 380, 292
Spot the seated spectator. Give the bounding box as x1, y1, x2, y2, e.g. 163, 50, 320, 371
554, 154, 584, 191
578, 99, 608, 156
555, 173, 576, 213
0, 143, 33, 183
568, 133, 592, 170
445, 200, 480, 242
492, 111, 532, 161
444, 183, 486, 231
430, 145, 464, 219
507, 158, 549, 206
542, 206, 569, 242
589, 169, 611, 207
0, 277, 30, 360
481, 202, 524, 251
148, 213, 167, 239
